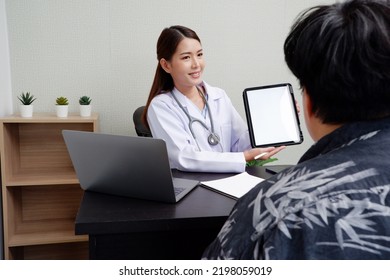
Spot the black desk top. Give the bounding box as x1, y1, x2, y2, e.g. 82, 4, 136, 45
75, 165, 291, 236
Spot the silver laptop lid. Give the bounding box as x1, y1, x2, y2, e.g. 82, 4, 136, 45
62, 130, 195, 203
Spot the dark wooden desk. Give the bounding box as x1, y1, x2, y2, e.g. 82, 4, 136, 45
75, 165, 290, 260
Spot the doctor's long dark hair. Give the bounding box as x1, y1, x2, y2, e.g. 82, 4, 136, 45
142, 25, 201, 128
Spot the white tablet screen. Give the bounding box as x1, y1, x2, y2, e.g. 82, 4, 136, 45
243, 83, 303, 147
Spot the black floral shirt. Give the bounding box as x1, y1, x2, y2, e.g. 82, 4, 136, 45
202, 117, 390, 259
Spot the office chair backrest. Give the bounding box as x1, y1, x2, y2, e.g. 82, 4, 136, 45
133, 106, 152, 137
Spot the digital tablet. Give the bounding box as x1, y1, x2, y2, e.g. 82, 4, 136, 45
243, 83, 303, 148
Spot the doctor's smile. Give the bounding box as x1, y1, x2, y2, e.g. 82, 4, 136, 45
189, 72, 201, 78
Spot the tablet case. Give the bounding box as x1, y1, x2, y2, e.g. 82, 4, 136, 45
243, 83, 303, 148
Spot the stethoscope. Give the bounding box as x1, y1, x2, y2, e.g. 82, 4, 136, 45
171, 87, 221, 151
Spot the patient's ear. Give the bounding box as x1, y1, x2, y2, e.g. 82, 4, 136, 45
302, 87, 317, 141
303, 88, 314, 118
303, 87, 342, 142
160, 58, 171, 73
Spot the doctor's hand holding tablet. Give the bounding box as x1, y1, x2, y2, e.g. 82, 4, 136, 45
142, 25, 302, 173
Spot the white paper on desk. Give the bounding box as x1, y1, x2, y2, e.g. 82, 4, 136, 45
201, 172, 264, 199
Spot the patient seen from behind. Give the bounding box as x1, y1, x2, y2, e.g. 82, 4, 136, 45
203, 0, 390, 260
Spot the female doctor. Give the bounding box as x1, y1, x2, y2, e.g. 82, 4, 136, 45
143, 25, 285, 173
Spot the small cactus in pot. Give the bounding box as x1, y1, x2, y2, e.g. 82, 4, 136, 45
55, 96, 69, 118
79, 96, 92, 117
18, 92, 36, 117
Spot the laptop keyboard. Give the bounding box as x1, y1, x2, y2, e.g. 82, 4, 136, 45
174, 187, 186, 196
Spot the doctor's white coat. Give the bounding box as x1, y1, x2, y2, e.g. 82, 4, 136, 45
147, 81, 251, 173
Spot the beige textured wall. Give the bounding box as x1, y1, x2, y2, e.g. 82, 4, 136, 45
5, 0, 336, 164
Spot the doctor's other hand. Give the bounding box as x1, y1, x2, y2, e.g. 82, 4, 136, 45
244, 146, 285, 162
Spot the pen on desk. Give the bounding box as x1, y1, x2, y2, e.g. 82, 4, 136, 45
254, 152, 268, 160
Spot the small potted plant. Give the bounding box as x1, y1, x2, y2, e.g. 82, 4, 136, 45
18, 92, 36, 118
55, 96, 69, 118
79, 95, 92, 117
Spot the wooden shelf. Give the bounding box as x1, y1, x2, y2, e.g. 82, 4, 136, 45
1, 113, 99, 123
6, 172, 79, 186
1, 113, 98, 259
9, 230, 88, 247
9, 242, 89, 260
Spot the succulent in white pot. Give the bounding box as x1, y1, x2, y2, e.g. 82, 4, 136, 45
55, 96, 69, 118
79, 96, 92, 117
18, 92, 36, 118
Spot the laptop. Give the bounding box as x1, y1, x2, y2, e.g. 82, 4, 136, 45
62, 130, 199, 203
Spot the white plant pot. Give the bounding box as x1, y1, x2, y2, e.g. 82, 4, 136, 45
19, 104, 33, 118
56, 105, 69, 118
79, 104, 92, 117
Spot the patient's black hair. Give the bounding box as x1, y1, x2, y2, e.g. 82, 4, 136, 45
284, 0, 390, 123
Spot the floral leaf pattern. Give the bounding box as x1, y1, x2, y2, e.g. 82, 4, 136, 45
202, 121, 390, 260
